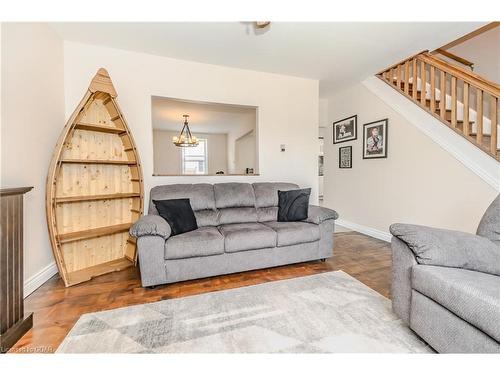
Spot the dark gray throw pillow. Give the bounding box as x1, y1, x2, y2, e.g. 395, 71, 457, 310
153, 198, 198, 236
278, 188, 311, 222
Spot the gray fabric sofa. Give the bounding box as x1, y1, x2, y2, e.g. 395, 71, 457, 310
390, 194, 500, 353
130, 182, 338, 288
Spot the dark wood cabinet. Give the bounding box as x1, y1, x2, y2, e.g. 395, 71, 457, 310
0, 187, 33, 353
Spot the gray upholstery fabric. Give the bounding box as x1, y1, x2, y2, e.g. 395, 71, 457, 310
165, 227, 224, 260
163, 241, 320, 283
136, 182, 338, 287
391, 237, 417, 325
257, 207, 278, 223
218, 222, 277, 253
194, 209, 220, 227
137, 236, 168, 287
149, 184, 216, 214
263, 221, 320, 247
129, 215, 171, 239
218, 207, 258, 225
390, 223, 500, 276
304, 205, 339, 224
412, 265, 500, 342
410, 291, 500, 353
256, 206, 278, 222
252, 182, 299, 208
318, 220, 335, 259
477, 194, 500, 246
214, 183, 256, 208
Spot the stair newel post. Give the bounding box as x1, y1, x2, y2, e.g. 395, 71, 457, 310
451, 76, 457, 128
412, 59, 418, 100
491, 96, 498, 155
476, 89, 483, 145
463, 82, 470, 137
430, 66, 436, 112
439, 70, 446, 121
420, 60, 426, 106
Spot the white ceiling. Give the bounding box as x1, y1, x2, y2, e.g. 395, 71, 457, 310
152, 96, 256, 134
51, 22, 485, 97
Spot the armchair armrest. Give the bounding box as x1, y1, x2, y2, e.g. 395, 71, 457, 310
390, 223, 500, 276
304, 205, 339, 224
130, 214, 171, 239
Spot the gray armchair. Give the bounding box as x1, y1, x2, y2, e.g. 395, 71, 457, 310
390, 194, 500, 353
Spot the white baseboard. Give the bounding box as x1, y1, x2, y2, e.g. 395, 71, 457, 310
24, 261, 58, 297
336, 219, 392, 242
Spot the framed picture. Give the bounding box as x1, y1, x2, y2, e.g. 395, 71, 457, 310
339, 146, 352, 168
333, 115, 357, 144
363, 119, 388, 159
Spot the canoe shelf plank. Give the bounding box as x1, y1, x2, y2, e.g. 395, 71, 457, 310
57, 223, 133, 244
46, 68, 144, 287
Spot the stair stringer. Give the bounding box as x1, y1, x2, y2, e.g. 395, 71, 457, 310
363, 76, 500, 191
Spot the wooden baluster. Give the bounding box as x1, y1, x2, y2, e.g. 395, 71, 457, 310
463, 82, 470, 137
412, 59, 418, 100
451, 77, 457, 128
491, 96, 498, 155
404, 61, 410, 95
396, 64, 402, 90
439, 71, 446, 120
476, 89, 483, 145
391, 68, 396, 86
386, 70, 391, 82
430, 66, 436, 113
420, 61, 426, 106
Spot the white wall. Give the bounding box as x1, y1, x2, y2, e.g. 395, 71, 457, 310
234, 130, 256, 174
63, 41, 319, 208
153, 129, 228, 175
323, 82, 498, 237
447, 25, 500, 83
1, 23, 65, 294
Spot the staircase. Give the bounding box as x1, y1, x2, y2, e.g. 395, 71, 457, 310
377, 50, 500, 161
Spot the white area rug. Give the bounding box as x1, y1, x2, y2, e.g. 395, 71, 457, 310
57, 271, 432, 353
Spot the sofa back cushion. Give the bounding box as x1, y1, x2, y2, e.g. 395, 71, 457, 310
218, 207, 258, 225
149, 184, 216, 214
214, 183, 256, 208
476, 194, 500, 246
253, 182, 299, 208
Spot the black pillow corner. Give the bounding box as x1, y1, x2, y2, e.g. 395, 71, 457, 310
277, 188, 311, 222
153, 198, 198, 236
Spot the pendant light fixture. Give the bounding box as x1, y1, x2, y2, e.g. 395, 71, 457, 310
172, 114, 199, 147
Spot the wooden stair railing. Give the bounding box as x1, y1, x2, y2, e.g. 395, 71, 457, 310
377, 51, 500, 161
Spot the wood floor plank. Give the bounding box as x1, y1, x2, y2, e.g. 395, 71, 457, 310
9, 231, 391, 353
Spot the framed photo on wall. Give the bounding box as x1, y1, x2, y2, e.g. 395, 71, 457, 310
363, 119, 388, 159
339, 146, 352, 168
333, 115, 357, 144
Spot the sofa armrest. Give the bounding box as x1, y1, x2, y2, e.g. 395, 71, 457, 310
391, 236, 417, 324
304, 205, 339, 224
130, 214, 171, 239
390, 223, 500, 276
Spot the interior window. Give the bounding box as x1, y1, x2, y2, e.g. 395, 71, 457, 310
182, 138, 208, 174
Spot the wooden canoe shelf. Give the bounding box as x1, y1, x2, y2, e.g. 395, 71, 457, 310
61, 159, 137, 165
55, 192, 141, 203
46, 68, 144, 287
57, 223, 132, 244
66, 257, 134, 286
74, 122, 126, 134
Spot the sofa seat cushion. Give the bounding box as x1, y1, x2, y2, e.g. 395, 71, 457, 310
263, 221, 320, 247
218, 222, 277, 253
165, 227, 224, 260
412, 265, 500, 342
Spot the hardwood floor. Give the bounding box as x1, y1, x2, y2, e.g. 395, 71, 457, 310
10, 231, 391, 353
